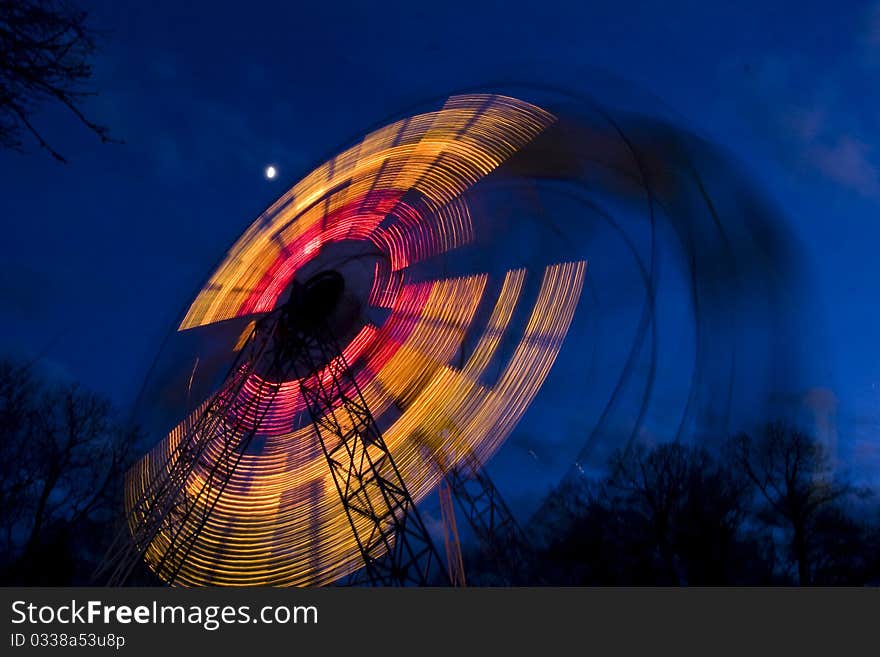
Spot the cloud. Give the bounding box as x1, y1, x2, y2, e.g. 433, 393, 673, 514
732, 46, 880, 199
808, 136, 880, 198
718, 3, 880, 200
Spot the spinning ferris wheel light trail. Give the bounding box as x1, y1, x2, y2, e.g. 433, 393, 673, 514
97, 93, 587, 587
95, 81, 807, 587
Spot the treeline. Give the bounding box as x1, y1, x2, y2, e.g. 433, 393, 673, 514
527, 423, 880, 585
3, 355, 879, 586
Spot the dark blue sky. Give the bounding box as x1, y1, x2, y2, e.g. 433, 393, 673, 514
2, 0, 880, 497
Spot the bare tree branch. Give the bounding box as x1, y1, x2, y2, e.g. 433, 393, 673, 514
0, 0, 118, 162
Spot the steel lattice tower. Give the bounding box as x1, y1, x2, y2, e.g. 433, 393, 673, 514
445, 458, 534, 585
98, 323, 278, 586
284, 294, 447, 586
99, 272, 448, 587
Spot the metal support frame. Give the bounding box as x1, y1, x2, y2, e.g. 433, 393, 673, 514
446, 458, 534, 585
290, 323, 448, 586
403, 427, 535, 586
98, 322, 276, 586
99, 300, 447, 587
438, 478, 467, 587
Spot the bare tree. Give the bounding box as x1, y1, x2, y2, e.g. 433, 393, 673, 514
533, 443, 759, 585
530, 427, 876, 585
603, 442, 752, 584
730, 421, 851, 585
0, 358, 139, 584
0, 359, 39, 555
0, 0, 114, 162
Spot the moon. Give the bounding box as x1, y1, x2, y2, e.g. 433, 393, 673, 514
264, 165, 277, 180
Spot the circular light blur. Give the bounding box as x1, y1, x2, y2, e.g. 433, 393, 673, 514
129, 95, 586, 586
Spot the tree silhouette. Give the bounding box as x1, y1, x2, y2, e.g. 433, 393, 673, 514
730, 421, 852, 585
603, 442, 759, 584
0, 0, 114, 162
0, 358, 139, 584
534, 443, 770, 584
530, 427, 879, 586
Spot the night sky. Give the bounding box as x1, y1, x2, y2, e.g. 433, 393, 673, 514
2, 0, 880, 514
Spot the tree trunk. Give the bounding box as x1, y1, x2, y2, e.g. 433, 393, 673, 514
793, 524, 809, 585
23, 469, 58, 558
